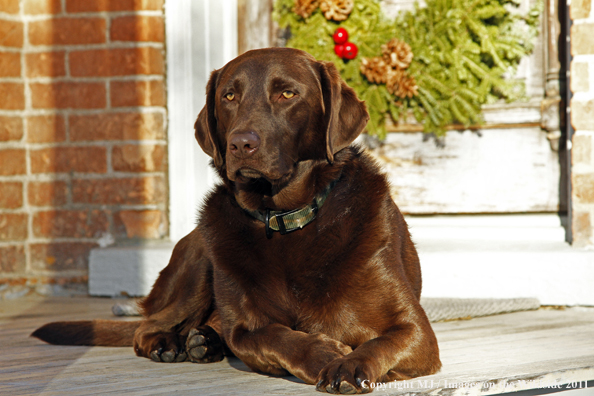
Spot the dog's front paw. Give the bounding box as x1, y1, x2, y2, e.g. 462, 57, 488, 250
315, 357, 373, 394
134, 332, 187, 363
186, 326, 224, 363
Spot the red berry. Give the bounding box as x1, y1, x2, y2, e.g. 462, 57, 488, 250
343, 42, 358, 60
334, 44, 345, 58
333, 28, 348, 45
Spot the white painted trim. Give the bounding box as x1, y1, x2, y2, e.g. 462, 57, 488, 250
166, 0, 238, 242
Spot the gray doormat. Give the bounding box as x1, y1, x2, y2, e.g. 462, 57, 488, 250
421, 297, 541, 322
112, 297, 541, 322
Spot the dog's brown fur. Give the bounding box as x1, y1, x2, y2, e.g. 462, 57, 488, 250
32, 48, 441, 394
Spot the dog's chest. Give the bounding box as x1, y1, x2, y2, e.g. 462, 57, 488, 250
212, 241, 380, 343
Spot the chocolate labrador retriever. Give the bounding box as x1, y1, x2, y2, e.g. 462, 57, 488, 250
33, 48, 441, 394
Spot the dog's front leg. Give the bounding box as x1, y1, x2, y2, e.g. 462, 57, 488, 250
133, 228, 222, 363
227, 323, 352, 384
315, 312, 441, 394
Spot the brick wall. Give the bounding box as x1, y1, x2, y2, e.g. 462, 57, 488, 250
0, 0, 167, 298
571, 0, 594, 247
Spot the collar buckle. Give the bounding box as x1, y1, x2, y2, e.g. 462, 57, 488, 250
265, 209, 273, 239
245, 177, 338, 239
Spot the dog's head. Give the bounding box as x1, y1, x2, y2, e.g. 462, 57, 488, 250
195, 48, 368, 191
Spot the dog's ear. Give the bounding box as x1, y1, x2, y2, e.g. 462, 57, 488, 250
195, 69, 224, 168
318, 61, 369, 164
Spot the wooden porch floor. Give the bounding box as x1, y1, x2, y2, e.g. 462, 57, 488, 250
1, 297, 593, 395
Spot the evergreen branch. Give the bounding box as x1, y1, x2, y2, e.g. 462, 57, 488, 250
274, 0, 541, 137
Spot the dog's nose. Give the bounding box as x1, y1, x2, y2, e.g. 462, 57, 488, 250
228, 132, 260, 158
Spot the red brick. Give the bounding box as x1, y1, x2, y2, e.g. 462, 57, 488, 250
111, 80, 165, 107
66, 0, 163, 12
0, 20, 23, 47
72, 176, 165, 205
571, 0, 592, 20
110, 16, 164, 42
31, 146, 107, 174
112, 144, 165, 172
30, 242, 96, 271
0, 182, 23, 209
0, 275, 89, 288
573, 134, 592, 165
33, 210, 109, 238
70, 47, 164, 77
571, 99, 594, 131
28, 18, 106, 46
28, 181, 68, 206
0, 83, 25, 110
0, 149, 26, 175
0, 52, 20, 77
570, 62, 589, 94
572, 23, 594, 56
30, 82, 106, 109
70, 112, 164, 141
0, 116, 23, 141
26, 51, 66, 78
574, 173, 594, 203
115, 210, 166, 238
573, 211, 592, 246
0, 213, 28, 241
26, 114, 66, 143
24, 0, 62, 14
0, 245, 26, 273
0, 0, 20, 14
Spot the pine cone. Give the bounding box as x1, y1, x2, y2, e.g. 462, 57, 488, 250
386, 70, 418, 98
381, 38, 413, 70
293, 0, 319, 19
319, 0, 353, 21
360, 57, 389, 84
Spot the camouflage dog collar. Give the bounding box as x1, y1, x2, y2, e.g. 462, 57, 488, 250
244, 179, 337, 239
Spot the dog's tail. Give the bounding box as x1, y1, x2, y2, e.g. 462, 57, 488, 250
31, 320, 141, 346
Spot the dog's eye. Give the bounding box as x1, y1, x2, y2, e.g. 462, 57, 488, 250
225, 93, 235, 101
282, 91, 295, 99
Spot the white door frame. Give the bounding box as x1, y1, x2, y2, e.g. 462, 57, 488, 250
166, 0, 238, 242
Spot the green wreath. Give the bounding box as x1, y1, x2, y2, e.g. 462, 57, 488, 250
274, 0, 542, 139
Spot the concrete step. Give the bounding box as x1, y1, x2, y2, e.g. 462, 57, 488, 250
88, 215, 593, 305
89, 242, 174, 297
406, 214, 569, 251
407, 213, 566, 242
405, 214, 594, 306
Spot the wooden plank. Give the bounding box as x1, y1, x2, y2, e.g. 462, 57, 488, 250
386, 122, 542, 133
1, 297, 593, 396
237, 0, 273, 54
369, 127, 560, 214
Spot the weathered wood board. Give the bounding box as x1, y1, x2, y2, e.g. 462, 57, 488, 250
367, 127, 560, 214
238, 0, 273, 54
368, 0, 554, 214
2, 297, 593, 395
